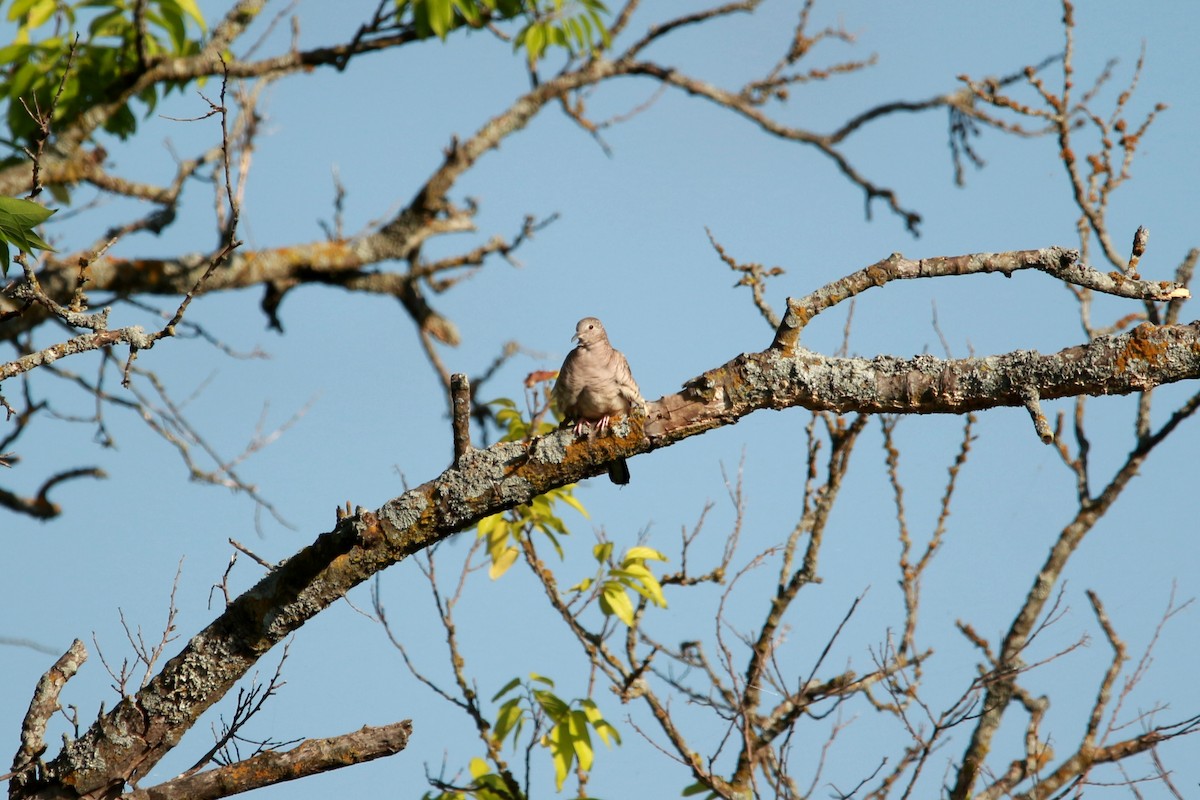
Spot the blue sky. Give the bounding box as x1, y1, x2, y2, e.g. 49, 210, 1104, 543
3, 1, 1199, 798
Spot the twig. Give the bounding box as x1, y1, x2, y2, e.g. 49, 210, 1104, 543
451, 373, 472, 465
12, 640, 88, 776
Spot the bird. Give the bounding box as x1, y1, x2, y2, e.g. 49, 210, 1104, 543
551, 317, 644, 485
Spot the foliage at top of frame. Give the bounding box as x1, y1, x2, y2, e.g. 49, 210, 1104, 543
0, 0, 207, 147
0, 0, 610, 165
395, 0, 610, 66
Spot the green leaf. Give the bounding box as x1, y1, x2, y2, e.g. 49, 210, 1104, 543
8, 60, 42, 103
580, 699, 621, 747
151, 5, 188, 53
566, 16, 583, 49
469, 756, 491, 779
557, 489, 588, 517
426, 0, 454, 38
21, 0, 55, 27
533, 688, 570, 720
451, 0, 481, 25
492, 696, 525, 745
613, 566, 666, 607
160, 0, 207, 30
0, 195, 54, 228
487, 545, 518, 579
599, 581, 634, 625
623, 545, 666, 562
8, 0, 44, 23
104, 102, 138, 138
476, 513, 502, 537
47, 183, 71, 205
569, 709, 594, 771
548, 721, 572, 791
593, 718, 621, 747
88, 9, 126, 37
491, 675, 522, 702
0, 197, 56, 268
522, 21, 545, 64
590, 7, 611, 48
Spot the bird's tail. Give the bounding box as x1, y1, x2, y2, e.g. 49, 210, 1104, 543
607, 457, 631, 485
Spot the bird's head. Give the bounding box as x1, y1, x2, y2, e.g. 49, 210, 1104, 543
572, 317, 607, 348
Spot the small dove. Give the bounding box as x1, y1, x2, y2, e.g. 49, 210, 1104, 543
551, 317, 644, 485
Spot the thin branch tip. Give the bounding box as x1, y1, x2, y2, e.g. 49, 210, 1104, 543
1022, 386, 1055, 444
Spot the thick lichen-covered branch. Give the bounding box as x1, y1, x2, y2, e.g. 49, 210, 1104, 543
27, 276, 1199, 796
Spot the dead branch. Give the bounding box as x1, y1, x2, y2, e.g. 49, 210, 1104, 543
10, 639, 87, 783
122, 721, 412, 800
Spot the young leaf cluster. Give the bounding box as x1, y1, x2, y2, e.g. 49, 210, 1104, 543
478, 399, 586, 579
571, 543, 667, 627
0, 195, 54, 276
512, 0, 609, 67
491, 397, 555, 443
421, 673, 619, 800
495, 674, 620, 793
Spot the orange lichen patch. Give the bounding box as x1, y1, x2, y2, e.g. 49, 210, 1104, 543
106, 258, 175, 281
1114, 323, 1169, 373
294, 239, 359, 267
356, 510, 385, 546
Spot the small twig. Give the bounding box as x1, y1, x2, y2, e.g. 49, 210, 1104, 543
209, 553, 239, 609
706, 228, 782, 329
189, 642, 293, 773
229, 538, 275, 569
318, 165, 348, 241
22, 34, 80, 199
1021, 386, 1054, 444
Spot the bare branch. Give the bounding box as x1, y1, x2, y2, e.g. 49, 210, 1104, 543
771, 247, 1188, 350
11, 639, 87, 782
123, 721, 412, 800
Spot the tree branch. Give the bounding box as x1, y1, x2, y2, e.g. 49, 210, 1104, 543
25, 244, 1198, 797
10, 639, 88, 785
770, 246, 1188, 351
123, 722, 412, 800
